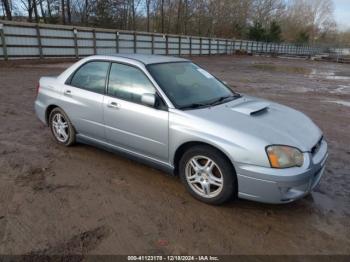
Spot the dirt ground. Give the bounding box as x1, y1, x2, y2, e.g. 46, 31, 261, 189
0, 55, 349, 255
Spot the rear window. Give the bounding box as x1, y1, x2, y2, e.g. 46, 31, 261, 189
70, 61, 110, 94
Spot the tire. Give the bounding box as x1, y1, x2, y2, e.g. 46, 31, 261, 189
179, 145, 237, 205
49, 107, 76, 146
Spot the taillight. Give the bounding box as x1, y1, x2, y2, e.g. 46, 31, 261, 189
36, 82, 40, 96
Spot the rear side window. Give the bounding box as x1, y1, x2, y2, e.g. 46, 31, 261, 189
70, 61, 110, 94
107, 63, 156, 104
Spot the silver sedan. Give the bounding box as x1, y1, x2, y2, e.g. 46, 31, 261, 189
34, 54, 328, 205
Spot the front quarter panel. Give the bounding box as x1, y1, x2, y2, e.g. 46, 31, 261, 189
168, 109, 271, 168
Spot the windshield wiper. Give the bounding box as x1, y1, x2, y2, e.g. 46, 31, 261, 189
179, 94, 242, 110
179, 103, 208, 110
209, 93, 242, 107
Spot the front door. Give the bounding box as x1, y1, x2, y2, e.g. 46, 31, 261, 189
103, 62, 169, 163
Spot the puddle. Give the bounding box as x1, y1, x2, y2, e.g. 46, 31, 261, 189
325, 100, 350, 107
309, 69, 350, 81
293, 86, 313, 93
330, 85, 350, 94
252, 64, 311, 74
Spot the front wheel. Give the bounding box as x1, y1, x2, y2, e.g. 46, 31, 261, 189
49, 108, 76, 146
179, 145, 237, 205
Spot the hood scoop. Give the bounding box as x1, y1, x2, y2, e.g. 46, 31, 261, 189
230, 101, 270, 116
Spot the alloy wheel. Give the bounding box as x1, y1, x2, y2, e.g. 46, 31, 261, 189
52, 113, 69, 143
185, 156, 224, 198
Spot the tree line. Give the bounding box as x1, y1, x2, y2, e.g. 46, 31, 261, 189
0, 0, 348, 45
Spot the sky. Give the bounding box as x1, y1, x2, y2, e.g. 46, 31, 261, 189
333, 0, 350, 31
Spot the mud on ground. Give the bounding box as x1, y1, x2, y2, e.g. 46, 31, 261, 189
0, 56, 349, 255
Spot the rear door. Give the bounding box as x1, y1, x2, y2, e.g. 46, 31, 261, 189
103, 62, 169, 163
61, 61, 110, 141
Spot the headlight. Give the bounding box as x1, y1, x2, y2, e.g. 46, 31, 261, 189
266, 145, 304, 168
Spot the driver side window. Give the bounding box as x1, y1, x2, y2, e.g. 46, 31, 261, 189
107, 63, 156, 105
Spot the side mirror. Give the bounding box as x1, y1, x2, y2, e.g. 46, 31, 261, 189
141, 93, 156, 107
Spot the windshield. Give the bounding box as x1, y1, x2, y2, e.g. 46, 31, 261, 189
147, 62, 239, 109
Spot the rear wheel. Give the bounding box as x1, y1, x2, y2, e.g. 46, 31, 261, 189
179, 145, 237, 205
49, 108, 76, 146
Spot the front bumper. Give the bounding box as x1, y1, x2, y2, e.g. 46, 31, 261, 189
235, 139, 328, 204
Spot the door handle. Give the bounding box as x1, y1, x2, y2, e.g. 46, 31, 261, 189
64, 90, 72, 96
107, 101, 120, 109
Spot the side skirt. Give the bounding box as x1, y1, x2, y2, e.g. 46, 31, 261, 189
76, 134, 175, 176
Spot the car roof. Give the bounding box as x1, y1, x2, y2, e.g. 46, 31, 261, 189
109, 54, 189, 65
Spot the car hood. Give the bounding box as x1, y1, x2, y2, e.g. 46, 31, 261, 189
184, 95, 322, 152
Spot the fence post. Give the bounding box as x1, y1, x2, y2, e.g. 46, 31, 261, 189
209, 38, 211, 56
199, 37, 202, 56
165, 34, 168, 55
263, 42, 265, 53
151, 34, 154, 55
217, 39, 219, 55
35, 24, 43, 59
189, 36, 192, 56
92, 29, 97, 55
264, 42, 266, 53
0, 23, 7, 60
133, 32, 137, 53
178, 36, 181, 56
73, 28, 78, 59
116, 31, 119, 53
225, 39, 228, 55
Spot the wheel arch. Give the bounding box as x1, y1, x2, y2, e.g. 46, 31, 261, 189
173, 141, 236, 176
45, 104, 59, 125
